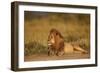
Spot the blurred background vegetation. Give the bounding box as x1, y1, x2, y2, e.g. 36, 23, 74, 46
24, 11, 90, 56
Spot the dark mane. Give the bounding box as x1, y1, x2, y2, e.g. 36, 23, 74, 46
50, 28, 63, 38
48, 28, 64, 56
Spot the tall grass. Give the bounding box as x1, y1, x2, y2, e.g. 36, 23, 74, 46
24, 12, 90, 56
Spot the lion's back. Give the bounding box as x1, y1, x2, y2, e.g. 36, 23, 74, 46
64, 43, 74, 53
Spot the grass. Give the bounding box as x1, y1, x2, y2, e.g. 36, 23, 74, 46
24, 12, 90, 56
25, 41, 47, 56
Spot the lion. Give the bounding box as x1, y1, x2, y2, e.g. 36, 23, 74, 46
48, 28, 64, 56
47, 28, 87, 56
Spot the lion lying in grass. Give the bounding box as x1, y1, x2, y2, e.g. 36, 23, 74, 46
48, 28, 87, 56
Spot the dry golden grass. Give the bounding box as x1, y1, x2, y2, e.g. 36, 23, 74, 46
24, 12, 90, 56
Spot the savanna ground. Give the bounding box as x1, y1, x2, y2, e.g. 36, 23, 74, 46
24, 11, 90, 61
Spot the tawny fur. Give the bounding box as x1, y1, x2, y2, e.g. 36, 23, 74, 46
64, 43, 87, 54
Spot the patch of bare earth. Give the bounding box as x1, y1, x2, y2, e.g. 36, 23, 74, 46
24, 52, 90, 62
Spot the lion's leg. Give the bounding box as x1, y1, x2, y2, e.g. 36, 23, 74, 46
58, 50, 64, 56
73, 46, 88, 54
48, 49, 51, 56
48, 47, 55, 56
48, 49, 55, 56
48, 47, 54, 56
54, 49, 58, 56
48, 47, 51, 56
56, 48, 64, 56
